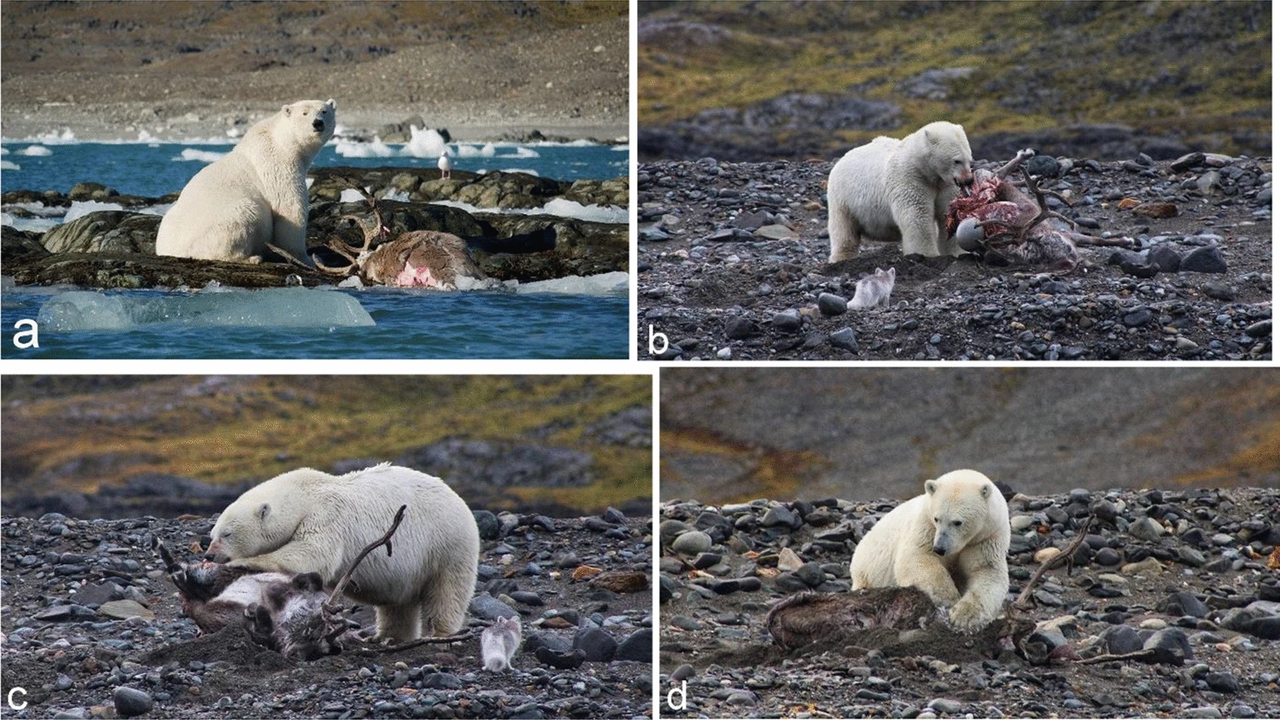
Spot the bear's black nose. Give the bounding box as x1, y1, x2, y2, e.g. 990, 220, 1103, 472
313, 118, 326, 131
932, 545, 946, 556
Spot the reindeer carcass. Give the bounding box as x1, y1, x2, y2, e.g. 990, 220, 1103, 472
314, 189, 489, 290
947, 150, 1132, 272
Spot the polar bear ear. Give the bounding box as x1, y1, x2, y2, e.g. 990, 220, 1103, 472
980, 483, 991, 499
326, 98, 337, 109
282, 104, 291, 116
256, 502, 271, 521
925, 479, 938, 496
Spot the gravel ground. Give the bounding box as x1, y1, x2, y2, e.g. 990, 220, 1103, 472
658, 486, 1280, 719
637, 153, 1272, 361
0, 510, 652, 719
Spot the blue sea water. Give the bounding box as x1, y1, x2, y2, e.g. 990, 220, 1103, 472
2, 284, 629, 359
0, 138, 628, 197
0, 139, 631, 359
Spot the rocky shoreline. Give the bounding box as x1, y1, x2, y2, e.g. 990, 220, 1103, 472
658, 486, 1280, 719
638, 152, 1272, 361
2, 167, 628, 288
0, 510, 652, 719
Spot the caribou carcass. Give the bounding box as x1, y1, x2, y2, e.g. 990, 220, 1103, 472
946, 149, 1133, 272
313, 188, 489, 289
153, 506, 408, 660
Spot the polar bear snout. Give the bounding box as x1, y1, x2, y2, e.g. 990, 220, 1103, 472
312, 118, 327, 132
955, 167, 975, 188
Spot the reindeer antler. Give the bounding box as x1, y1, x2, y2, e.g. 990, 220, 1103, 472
326, 504, 408, 609
312, 187, 388, 274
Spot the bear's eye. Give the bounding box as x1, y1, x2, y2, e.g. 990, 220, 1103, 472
952, 520, 962, 527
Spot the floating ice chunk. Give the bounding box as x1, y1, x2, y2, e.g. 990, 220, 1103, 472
502, 168, 539, 177
334, 136, 396, 158
0, 147, 8, 155
402, 126, 447, 158
1, 160, 20, 171
430, 198, 625, 224
457, 143, 496, 158
174, 148, 228, 163
515, 271, 628, 296
37, 287, 375, 332
500, 146, 540, 159
339, 188, 366, 203
18, 145, 52, 156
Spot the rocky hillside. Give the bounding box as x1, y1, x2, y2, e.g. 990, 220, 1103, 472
659, 367, 1280, 504
639, 1, 1270, 161
1, 510, 651, 719
658, 486, 1280, 718
1, 1, 628, 140
1, 375, 651, 518
637, 152, 1271, 361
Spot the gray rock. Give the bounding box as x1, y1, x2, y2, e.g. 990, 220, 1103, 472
1202, 281, 1237, 301
761, 506, 799, 529
771, 310, 803, 333
469, 593, 519, 621
1163, 591, 1209, 618
615, 627, 652, 662
113, 686, 154, 718
1142, 627, 1192, 665
1148, 244, 1183, 272
725, 316, 756, 340
1100, 625, 1142, 654
573, 627, 618, 662
672, 530, 713, 555
473, 510, 502, 540
829, 327, 858, 352
1128, 516, 1165, 541
1206, 671, 1239, 693
421, 672, 463, 689
1181, 246, 1228, 273
817, 293, 848, 315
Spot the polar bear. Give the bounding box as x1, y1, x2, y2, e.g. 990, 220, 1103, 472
156, 99, 337, 264
827, 121, 974, 262
207, 463, 480, 642
848, 469, 1010, 631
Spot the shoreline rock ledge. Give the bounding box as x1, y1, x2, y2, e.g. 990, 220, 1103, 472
2, 168, 629, 289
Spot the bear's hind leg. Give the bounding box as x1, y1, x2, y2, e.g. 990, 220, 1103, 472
419, 567, 474, 636
375, 602, 424, 643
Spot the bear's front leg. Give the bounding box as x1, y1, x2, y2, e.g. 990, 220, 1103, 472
228, 541, 341, 583
893, 199, 947, 257
893, 545, 962, 607
947, 550, 1009, 631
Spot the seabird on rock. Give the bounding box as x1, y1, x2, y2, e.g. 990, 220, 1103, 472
438, 153, 452, 179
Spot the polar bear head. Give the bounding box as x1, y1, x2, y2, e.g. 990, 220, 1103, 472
916, 121, 973, 190
273, 99, 337, 158
923, 469, 1004, 557
207, 468, 324, 562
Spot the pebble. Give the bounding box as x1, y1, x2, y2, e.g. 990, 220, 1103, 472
672, 530, 713, 555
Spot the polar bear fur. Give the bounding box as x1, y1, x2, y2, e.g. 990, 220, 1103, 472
848, 469, 1010, 631
827, 121, 974, 262
155, 99, 336, 264
208, 463, 480, 642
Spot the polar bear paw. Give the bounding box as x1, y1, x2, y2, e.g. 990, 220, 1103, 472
947, 596, 992, 632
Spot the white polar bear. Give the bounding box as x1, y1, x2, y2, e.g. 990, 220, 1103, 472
848, 469, 1010, 631
156, 99, 336, 264
207, 463, 480, 642
827, 121, 974, 262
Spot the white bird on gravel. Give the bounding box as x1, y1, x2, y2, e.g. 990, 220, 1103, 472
438, 153, 452, 180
